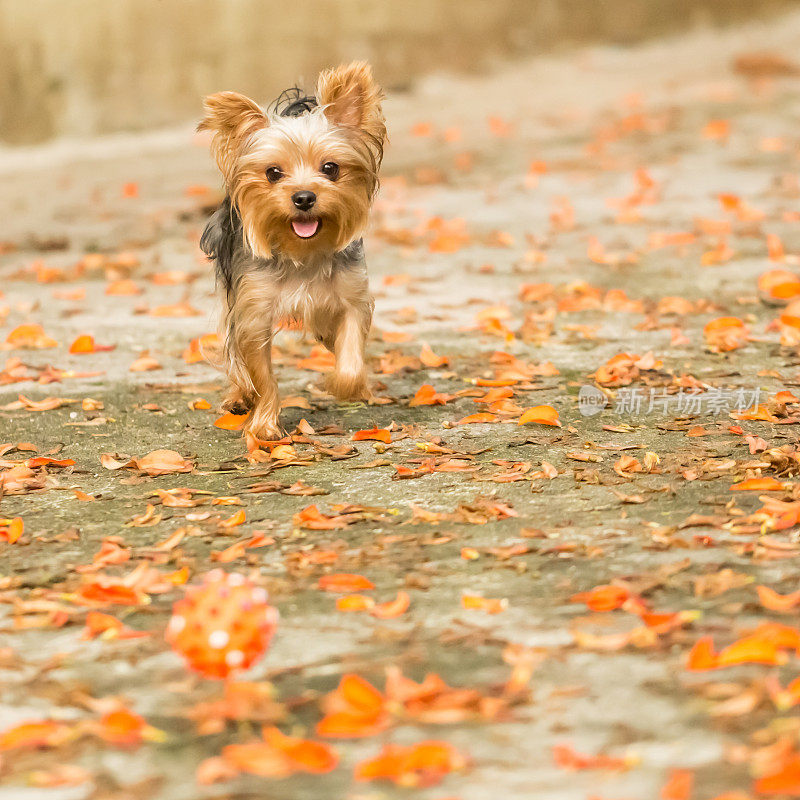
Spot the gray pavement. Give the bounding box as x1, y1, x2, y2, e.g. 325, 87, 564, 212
3, 13, 800, 800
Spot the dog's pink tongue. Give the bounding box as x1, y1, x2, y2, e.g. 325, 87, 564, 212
291, 219, 319, 238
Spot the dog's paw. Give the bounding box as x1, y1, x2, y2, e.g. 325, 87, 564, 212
325, 371, 370, 402
220, 389, 252, 416
244, 422, 287, 444
245, 406, 286, 443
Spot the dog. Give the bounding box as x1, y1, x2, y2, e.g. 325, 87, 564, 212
198, 61, 386, 441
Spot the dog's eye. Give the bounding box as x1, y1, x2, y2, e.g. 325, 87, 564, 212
321, 162, 340, 181
265, 166, 283, 183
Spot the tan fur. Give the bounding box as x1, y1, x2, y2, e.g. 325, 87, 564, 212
200, 62, 385, 441
221, 262, 374, 439
233, 113, 374, 260
198, 92, 268, 185
316, 61, 386, 177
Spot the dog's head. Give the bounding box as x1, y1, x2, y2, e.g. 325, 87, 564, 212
199, 62, 386, 261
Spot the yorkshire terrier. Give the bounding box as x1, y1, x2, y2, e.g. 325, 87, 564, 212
199, 61, 386, 440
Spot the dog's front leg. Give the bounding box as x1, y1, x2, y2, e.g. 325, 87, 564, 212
226, 325, 282, 439
244, 336, 283, 440
325, 301, 373, 401
223, 277, 283, 440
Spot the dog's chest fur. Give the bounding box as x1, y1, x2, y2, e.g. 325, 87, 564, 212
200, 198, 372, 340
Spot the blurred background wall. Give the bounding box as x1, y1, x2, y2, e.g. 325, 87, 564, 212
1, 0, 797, 145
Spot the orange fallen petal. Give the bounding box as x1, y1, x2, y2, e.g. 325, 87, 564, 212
336, 594, 376, 612
68, 334, 113, 354
370, 591, 411, 619
318, 574, 375, 593
5, 324, 57, 349
354, 740, 468, 787
293, 505, 351, 530
0, 516, 24, 544
757, 585, 800, 612
754, 753, 800, 795
219, 509, 246, 528
703, 119, 730, 140
686, 636, 719, 671
69, 334, 95, 354
717, 635, 785, 667
134, 449, 193, 476
570, 584, 630, 612
316, 673, 389, 738
661, 768, 694, 800
410, 384, 452, 406
95, 709, 147, 746
25, 457, 75, 468
687, 630, 793, 672
0, 720, 71, 750
262, 727, 339, 774
333, 674, 384, 713
759, 268, 800, 299
214, 413, 247, 431
552, 743, 631, 772
639, 610, 698, 634
196, 756, 238, 785
269, 443, 297, 460
518, 405, 561, 426
352, 428, 392, 444
420, 343, 449, 368
183, 333, 220, 363
105, 279, 141, 296
456, 412, 497, 425
77, 582, 145, 607
316, 710, 389, 738
704, 316, 748, 352
730, 477, 785, 491
474, 378, 517, 387
81, 611, 148, 641
222, 741, 293, 778
461, 594, 508, 614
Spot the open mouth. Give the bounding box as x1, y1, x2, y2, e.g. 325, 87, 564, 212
291, 218, 321, 239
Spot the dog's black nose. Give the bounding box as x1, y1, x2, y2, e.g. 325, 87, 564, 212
292, 190, 316, 211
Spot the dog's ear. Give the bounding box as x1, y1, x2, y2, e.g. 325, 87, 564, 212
198, 92, 267, 182
316, 62, 386, 152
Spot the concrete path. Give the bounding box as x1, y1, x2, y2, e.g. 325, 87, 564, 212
4, 12, 800, 800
